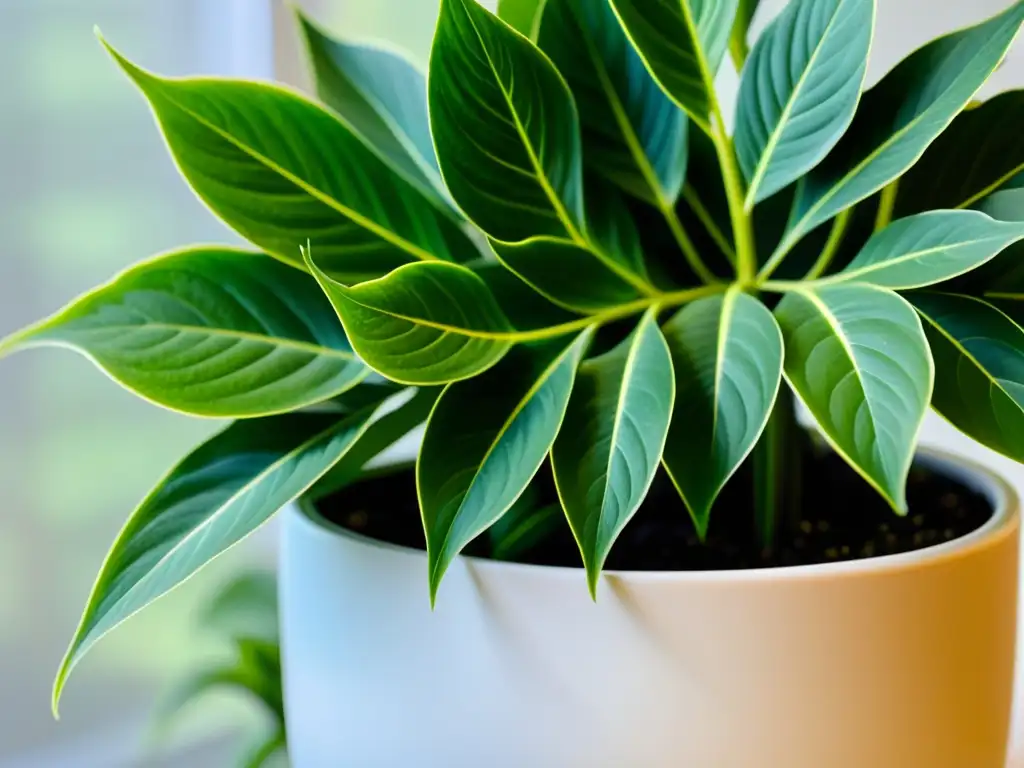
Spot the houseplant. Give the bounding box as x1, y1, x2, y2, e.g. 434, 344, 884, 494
153, 571, 287, 767
2, 0, 1024, 763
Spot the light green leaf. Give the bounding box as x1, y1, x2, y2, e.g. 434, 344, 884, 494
730, 0, 760, 61
551, 309, 675, 595
735, 0, 874, 206
490, 237, 642, 312
160, 639, 283, 726
497, 0, 548, 37
306, 255, 515, 385
910, 292, 1024, 462
538, 0, 689, 206
607, 0, 738, 128
895, 90, 1024, 215
420, 331, 591, 599
0, 247, 367, 418
661, 289, 783, 537
828, 210, 1024, 289
239, 730, 288, 768
199, 571, 279, 643
978, 187, 1024, 223
775, 284, 932, 511
429, 0, 585, 243
100, 37, 475, 281
54, 404, 390, 712
295, 11, 448, 206
774, 2, 1024, 262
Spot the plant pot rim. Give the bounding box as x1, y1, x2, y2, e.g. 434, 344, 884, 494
294, 446, 1019, 585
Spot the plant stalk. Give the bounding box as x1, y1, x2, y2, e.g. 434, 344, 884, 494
708, 113, 756, 283
752, 388, 799, 555
804, 208, 852, 280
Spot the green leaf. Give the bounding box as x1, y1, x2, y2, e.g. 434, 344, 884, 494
489, 502, 563, 561
100, 37, 476, 281
0, 247, 367, 418
160, 639, 283, 725
238, 730, 288, 768
978, 187, 1024, 222
607, 0, 738, 128
910, 292, 1024, 462
497, 0, 547, 37
551, 309, 675, 596
538, 0, 689, 207
54, 404, 390, 712
828, 210, 1024, 289
774, 285, 932, 511
309, 387, 440, 499
735, 0, 874, 206
471, 261, 584, 332
429, 0, 586, 243
490, 237, 642, 312
775, 2, 1024, 262
420, 331, 591, 599
895, 91, 1024, 215
295, 11, 448, 206
661, 289, 783, 537
198, 571, 279, 643
730, 0, 760, 60
306, 255, 515, 385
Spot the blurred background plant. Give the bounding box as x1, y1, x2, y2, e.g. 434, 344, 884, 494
152, 571, 287, 768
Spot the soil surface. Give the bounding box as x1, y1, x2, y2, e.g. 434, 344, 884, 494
316, 451, 994, 571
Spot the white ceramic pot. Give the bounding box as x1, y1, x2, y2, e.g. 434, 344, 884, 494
279, 452, 1019, 768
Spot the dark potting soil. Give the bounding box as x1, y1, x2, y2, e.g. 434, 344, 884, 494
316, 452, 994, 571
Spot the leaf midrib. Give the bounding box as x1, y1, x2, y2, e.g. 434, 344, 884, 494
710, 287, 739, 448
745, 0, 859, 206
831, 228, 1024, 284
793, 287, 885, 481
917, 292, 1024, 408
154, 81, 442, 264
36, 320, 358, 361
70, 414, 369, 663
428, 332, 585, 582
596, 310, 651, 561
781, 21, 1013, 255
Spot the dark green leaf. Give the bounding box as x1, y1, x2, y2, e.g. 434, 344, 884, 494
54, 404, 390, 711
295, 11, 448, 206
911, 292, 1024, 462
306, 255, 515, 385
429, 0, 586, 243
775, 2, 1024, 262
607, 0, 738, 128
829, 210, 1024, 289
420, 332, 591, 599
775, 285, 932, 511
309, 387, 440, 499
538, 0, 689, 207
489, 502, 563, 561
491, 237, 642, 312
101, 37, 475, 281
661, 289, 783, 537
0, 247, 367, 418
735, 0, 874, 205
497, 0, 547, 37
471, 261, 584, 331
895, 91, 1024, 215
551, 309, 674, 596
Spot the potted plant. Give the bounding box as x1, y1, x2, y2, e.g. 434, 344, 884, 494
3, 0, 1024, 764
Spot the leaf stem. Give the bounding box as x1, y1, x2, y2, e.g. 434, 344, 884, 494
874, 180, 899, 232
510, 283, 728, 342
804, 208, 852, 280
663, 205, 718, 284
682, 186, 736, 264
729, 31, 750, 72
708, 112, 756, 283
